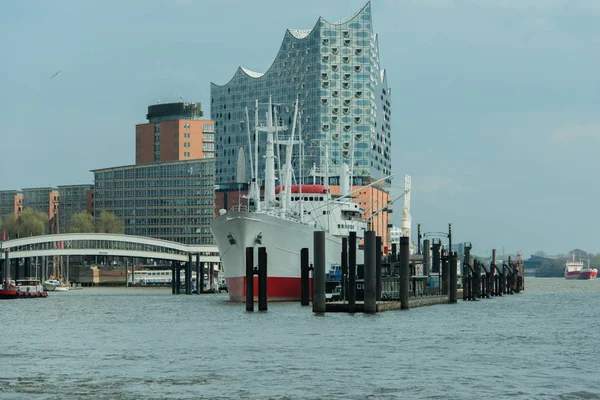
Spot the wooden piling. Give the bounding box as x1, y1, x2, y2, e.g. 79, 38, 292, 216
313, 231, 326, 313
400, 236, 410, 310
258, 247, 267, 311
245, 247, 254, 312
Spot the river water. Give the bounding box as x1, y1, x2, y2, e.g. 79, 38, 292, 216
1, 278, 599, 400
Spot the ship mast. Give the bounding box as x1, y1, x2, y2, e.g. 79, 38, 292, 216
282, 97, 299, 216
252, 100, 261, 211
263, 96, 276, 209
401, 175, 412, 249
298, 110, 304, 223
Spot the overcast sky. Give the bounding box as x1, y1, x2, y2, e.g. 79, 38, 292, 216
1, 0, 599, 257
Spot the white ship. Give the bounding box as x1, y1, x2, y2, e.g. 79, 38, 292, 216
211, 97, 382, 301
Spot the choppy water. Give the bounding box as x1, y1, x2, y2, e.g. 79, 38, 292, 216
1, 278, 599, 400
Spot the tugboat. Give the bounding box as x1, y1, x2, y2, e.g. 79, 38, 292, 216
0, 279, 48, 299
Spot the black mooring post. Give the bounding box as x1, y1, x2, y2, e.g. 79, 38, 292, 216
245, 247, 254, 312
462, 262, 468, 301
432, 240, 441, 274
348, 231, 357, 313
375, 235, 382, 302
417, 223, 422, 255
449, 251, 457, 303
176, 265, 181, 295
500, 264, 505, 295
313, 231, 326, 313
300, 248, 310, 306
399, 236, 410, 310
423, 239, 430, 277
195, 254, 200, 295
341, 237, 348, 302
209, 264, 215, 291
363, 231, 376, 313
473, 260, 480, 299
441, 250, 448, 295
391, 243, 397, 262
186, 253, 192, 295
258, 247, 267, 312
464, 243, 472, 300
447, 223, 452, 294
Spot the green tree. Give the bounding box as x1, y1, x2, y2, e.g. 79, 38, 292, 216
0, 208, 48, 238
95, 211, 124, 234
0, 214, 18, 239
18, 208, 47, 236
67, 211, 94, 233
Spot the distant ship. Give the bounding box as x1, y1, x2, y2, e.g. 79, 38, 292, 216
578, 260, 598, 280
564, 254, 598, 280
564, 255, 582, 279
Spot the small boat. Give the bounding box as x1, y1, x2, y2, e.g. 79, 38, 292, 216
43, 279, 70, 291
0, 279, 48, 299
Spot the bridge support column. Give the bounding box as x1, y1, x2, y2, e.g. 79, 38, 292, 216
186, 254, 192, 295
195, 254, 200, 295
176, 263, 182, 294
171, 263, 176, 294
200, 261, 205, 294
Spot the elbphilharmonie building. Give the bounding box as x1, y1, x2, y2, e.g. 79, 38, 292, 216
210, 2, 391, 189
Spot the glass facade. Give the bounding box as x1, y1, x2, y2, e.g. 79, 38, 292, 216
92, 159, 216, 245
21, 187, 59, 233
0, 190, 21, 220
57, 184, 93, 232
210, 2, 391, 188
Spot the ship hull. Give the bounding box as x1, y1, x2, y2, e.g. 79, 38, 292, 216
564, 271, 580, 279
211, 211, 362, 302
578, 270, 598, 280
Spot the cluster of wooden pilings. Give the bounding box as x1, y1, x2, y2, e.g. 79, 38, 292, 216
241, 225, 524, 313
171, 254, 213, 295
308, 230, 455, 313
462, 246, 524, 300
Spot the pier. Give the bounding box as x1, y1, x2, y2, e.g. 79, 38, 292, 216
238, 225, 525, 313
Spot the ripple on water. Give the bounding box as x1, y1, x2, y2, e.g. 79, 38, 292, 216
1, 281, 599, 399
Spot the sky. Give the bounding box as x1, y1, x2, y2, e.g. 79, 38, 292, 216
1, 0, 599, 257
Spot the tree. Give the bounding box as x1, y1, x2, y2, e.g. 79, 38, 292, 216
95, 211, 124, 234
18, 208, 47, 236
67, 211, 94, 233
0, 208, 47, 238
0, 214, 18, 239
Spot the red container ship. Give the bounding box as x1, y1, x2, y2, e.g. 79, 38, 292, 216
564, 254, 598, 280
578, 261, 598, 280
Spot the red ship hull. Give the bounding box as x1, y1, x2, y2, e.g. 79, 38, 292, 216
0, 290, 48, 300
564, 271, 581, 279
578, 270, 598, 280
226, 276, 313, 302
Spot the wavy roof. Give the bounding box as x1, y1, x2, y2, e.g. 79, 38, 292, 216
214, 2, 371, 85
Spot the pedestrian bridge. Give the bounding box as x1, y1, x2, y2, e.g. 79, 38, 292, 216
0, 233, 220, 263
